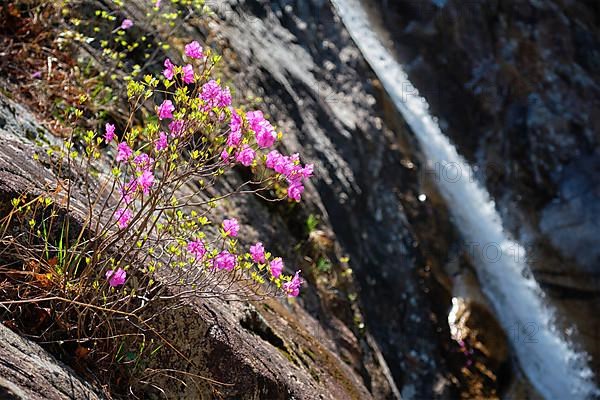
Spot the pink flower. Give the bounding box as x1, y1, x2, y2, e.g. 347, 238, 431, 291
250, 242, 266, 264
221, 148, 230, 162
115, 208, 132, 229
105, 268, 126, 287
116, 142, 133, 162
235, 145, 255, 166
133, 153, 154, 171
269, 257, 283, 278
245, 110, 263, 125
218, 87, 232, 107
136, 170, 154, 195
168, 119, 185, 136
274, 154, 294, 176
266, 150, 282, 169
247, 110, 276, 148
104, 123, 116, 142
213, 251, 236, 271
184, 41, 204, 59
182, 64, 195, 84
200, 80, 231, 109
201, 80, 221, 103
227, 130, 242, 147
287, 181, 304, 202
187, 239, 206, 260
227, 109, 242, 146
301, 164, 314, 179
283, 270, 303, 297
155, 132, 168, 151
120, 19, 133, 30
255, 127, 276, 148
222, 218, 239, 237
158, 100, 175, 120
163, 58, 175, 80
287, 165, 312, 184
154, 0, 161, 7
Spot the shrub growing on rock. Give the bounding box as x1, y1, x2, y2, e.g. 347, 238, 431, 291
0, 38, 312, 394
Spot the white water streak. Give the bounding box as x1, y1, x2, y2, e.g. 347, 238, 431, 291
330, 0, 599, 398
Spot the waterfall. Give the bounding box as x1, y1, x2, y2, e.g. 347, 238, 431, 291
330, 0, 599, 398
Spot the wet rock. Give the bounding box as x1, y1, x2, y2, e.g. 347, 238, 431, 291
539, 152, 600, 275
368, 0, 600, 386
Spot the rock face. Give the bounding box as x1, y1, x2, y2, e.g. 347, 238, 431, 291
369, 0, 600, 382
0, 323, 103, 400
7, 0, 591, 398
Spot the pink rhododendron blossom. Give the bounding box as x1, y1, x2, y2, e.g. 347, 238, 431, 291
281, 158, 297, 176
116, 142, 133, 162
236, 145, 255, 166
213, 251, 236, 271
133, 153, 154, 171
187, 239, 206, 260
104, 123, 116, 142
266, 150, 281, 169
201, 80, 220, 102
221, 149, 230, 162
227, 109, 242, 146
200, 80, 231, 109
158, 100, 175, 120
283, 270, 303, 297
287, 181, 304, 202
301, 164, 314, 179
227, 130, 242, 147
168, 119, 185, 136
268, 152, 294, 176
154, 0, 161, 8
250, 242, 266, 264
155, 132, 168, 151
106, 268, 126, 287
269, 257, 283, 278
287, 164, 313, 184
115, 208, 132, 229
136, 170, 154, 195
246, 110, 276, 148
265, 150, 313, 201
184, 41, 204, 59
255, 126, 276, 148
222, 218, 239, 237
182, 64, 195, 84
163, 58, 175, 80
218, 87, 232, 107
120, 19, 133, 30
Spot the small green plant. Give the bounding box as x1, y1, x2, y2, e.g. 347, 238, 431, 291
316, 257, 332, 274
306, 213, 319, 234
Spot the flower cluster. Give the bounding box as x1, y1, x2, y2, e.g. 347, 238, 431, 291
98, 41, 312, 297
266, 150, 313, 201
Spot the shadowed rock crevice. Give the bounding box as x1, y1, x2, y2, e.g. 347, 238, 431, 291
239, 308, 287, 353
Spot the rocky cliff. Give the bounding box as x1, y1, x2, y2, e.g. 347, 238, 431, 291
0, 0, 597, 399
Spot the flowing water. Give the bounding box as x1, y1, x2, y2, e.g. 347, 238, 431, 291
330, 0, 599, 398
